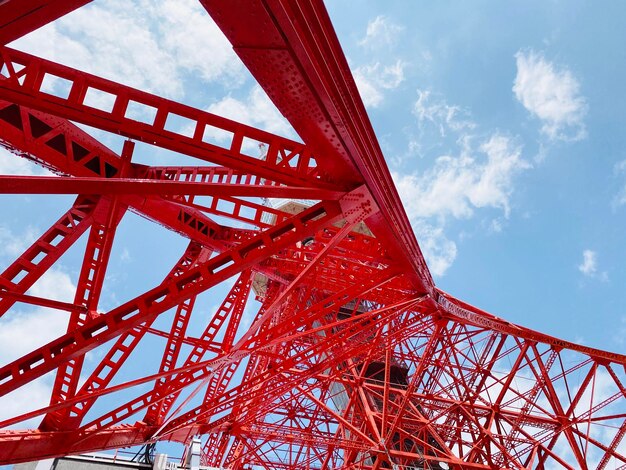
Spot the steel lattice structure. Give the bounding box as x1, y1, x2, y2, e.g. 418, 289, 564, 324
0, 1, 625, 469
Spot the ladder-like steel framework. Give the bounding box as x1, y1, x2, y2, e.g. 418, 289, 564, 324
0, 1, 625, 469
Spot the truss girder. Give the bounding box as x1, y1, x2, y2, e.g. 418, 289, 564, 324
0, 46, 333, 190
0, 1, 624, 469
201, 0, 433, 294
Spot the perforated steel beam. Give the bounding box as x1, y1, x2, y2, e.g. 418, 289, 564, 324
0, 1, 625, 468
202, 0, 433, 294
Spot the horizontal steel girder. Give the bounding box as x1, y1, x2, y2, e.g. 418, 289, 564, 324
0, 1, 625, 469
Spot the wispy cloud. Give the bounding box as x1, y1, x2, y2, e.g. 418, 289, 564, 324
153, 0, 244, 85
0, 224, 39, 259
28, 267, 77, 303
206, 85, 294, 140
578, 249, 608, 281
352, 15, 407, 109
0, 379, 56, 429
358, 15, 404, 49
410, 221, 457, 277
394, 87, 532, 277
578, 249, 597, 276
353, 60, 406, 108
413, 89, 476, 137
394, 134, 529, 220
120, 247, 131, 263
513, 50, 587, 141
11, 0, 243, 100
612, 160, 626, 208
394, 134, 528, 276
0, 146, 53, 176
0, 305, 71, 365
0, 267, 75, 428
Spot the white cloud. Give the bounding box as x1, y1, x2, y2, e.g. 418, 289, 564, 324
395, 132, 529, 277
0, 224, 39, 259
578, 249, 608, 281
151, 0, 244, 85
413, 89, 476, 136
0, 377, 57, 429
612, 160, 626, 207
488, 218, 504, 234
206, 85, 294, 140
578, 249, 596, 276
28, 267, 76, 302
358, 16, 404, 49
354, 60, 406, 108
354, 72, 383, 108
394, 134, 529, 221
393, 90, 532, 277
0, 268, 75, 428
0, 305, 70, 428
11, 0, 243, 100
13, 3, 181, 98
513, 50, 587, 141
0, 306, 70, 364
0, 145, 53, 176
411, 221, 457, 277
352, 15, 406, 109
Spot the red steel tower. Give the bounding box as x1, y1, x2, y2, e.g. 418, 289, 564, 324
0, 1, 625, 469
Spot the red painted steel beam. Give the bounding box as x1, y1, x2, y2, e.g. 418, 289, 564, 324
158, 296, 422, 438
0, 1, 624, 468
0, 291, 85, 313
43, 242, 210, 430
0, 195, 358, 395
0, 0, 91, 45
0, 101, 240, 246
0, 46, 336, 190
437, 290, 626, 365
0, 424, 162, 464
145, 271, 252, 426
0, 195, 98, 316
42, 197, 127, 431
1, 270, 400, 435
0, 175, 343, 199
202, 0, 434, 294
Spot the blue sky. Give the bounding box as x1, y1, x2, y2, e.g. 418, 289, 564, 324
1, 0, 626, 458
325, 0, 626, 348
